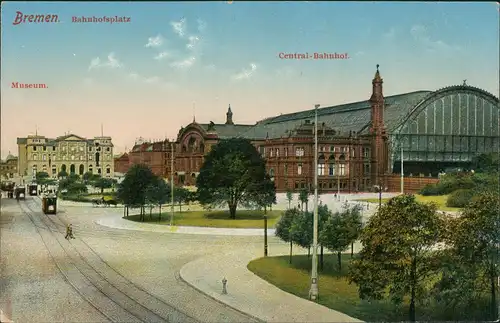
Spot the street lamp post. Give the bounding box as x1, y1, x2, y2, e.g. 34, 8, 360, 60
400, 145, 404, 194
309, 104, 320, 301
170, 141, 175, 226
378, 185, 382, 209
264, 207, 268, 257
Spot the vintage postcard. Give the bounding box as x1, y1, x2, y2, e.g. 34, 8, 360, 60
1, 1, 499, 323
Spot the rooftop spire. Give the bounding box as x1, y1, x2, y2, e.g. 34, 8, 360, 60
373, 64, 382, 83
193, 102, 196, 123
370, 64, 384, 103
225, 104, 234, 125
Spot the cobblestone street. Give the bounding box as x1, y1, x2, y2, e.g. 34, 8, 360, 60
0, 197, 262, 322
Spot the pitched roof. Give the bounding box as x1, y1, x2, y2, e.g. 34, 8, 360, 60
55, 134, 88, 141
239, 91, 432, 140
197, 123, 255, 139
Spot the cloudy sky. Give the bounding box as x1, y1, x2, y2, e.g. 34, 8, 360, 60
1, 1, 498, 158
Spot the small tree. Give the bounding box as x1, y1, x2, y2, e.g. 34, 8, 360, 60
82, 171, 94, 184
343, 203, 363, 258
290, 210, 313, 258
275, 208, 300, 264
174, 186, 190, 212
94, 177, 114, 194
299, 188, 309, 212
58, 170, 68, 179
449, 192, 500, 320
251, 175, 276, 212
320, 208, 356, 272
286, 189, 293, 209
146, 178, 170, 221
348, 194, 445, 322
116, 164, 157, 221
35, 171, 50, 183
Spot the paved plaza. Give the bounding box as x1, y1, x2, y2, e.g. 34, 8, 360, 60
0, 193, 381, 322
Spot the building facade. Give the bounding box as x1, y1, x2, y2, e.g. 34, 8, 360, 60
0, 154, 18, 180
123, 68, 500, 192
17, 134, 115, 178
113, 139, 167, 177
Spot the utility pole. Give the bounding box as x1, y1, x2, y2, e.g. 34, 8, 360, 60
170, 141, 175, 226
309, 104, 320, 301
400, 145, 404, 194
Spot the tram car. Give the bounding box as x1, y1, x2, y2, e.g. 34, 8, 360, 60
14, 185, 26, 200
1, 181, 15, 198
42, 194, 57, 214
28, 183, 38, 196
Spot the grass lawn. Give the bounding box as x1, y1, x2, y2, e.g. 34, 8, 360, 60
125, 209, 282, 228
248, 254, 489, 322
355, 194, 460, 212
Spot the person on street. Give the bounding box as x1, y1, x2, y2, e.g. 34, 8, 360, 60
65, 224, 75, 240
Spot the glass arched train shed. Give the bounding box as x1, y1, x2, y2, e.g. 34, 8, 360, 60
388, 85, 500, 176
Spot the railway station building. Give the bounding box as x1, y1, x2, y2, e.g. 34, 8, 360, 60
120, 67, 500, 193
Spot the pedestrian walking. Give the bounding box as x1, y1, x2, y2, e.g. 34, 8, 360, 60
65, 224, 75, 240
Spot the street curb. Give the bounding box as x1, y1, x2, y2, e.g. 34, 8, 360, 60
178, 265, 265, 323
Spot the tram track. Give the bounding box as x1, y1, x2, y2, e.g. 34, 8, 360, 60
20, 198, 199, 323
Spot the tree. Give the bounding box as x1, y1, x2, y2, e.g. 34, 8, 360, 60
35, 171, 50, 183
58, 170, 68, 178
250, 174, 277, 212
145, 177, 170, 221
290, 209, 313, 257
93, 177, 114, 194
471, 152, 499, 173
196, 138, 274, 219
59, 178, 87, 195
150, 179, 170, 221
348, 194, 445, 322
286, 189, 293, 209
116, 164, 157, 221
67, 173, 80, 182
174, 186, 190, 212
298, 188, 309, 212
342, 203, 363, 258
319, 205, 360, 272
448, 192, 500, 320
82, 171, 99, 184
275, 208, 300, 264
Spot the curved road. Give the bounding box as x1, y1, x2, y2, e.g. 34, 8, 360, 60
1, 196, 272, 322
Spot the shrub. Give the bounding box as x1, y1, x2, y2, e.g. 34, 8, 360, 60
420, 173, 477, 196
446, 189, 474, 208
419, 184, 442, 196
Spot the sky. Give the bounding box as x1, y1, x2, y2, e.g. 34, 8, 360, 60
1, 1, 498, 158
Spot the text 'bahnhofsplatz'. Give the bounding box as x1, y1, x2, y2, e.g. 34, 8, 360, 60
72, 16, 131, 24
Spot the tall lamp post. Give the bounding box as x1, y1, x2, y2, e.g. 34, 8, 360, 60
264, 206, 268, 257
400, 145, 404, 194
170, 141, 175, 226
309, 104, 320, 301
374, 183, 383, 208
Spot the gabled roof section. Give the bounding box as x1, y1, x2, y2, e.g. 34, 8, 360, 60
240, 90, 432, 140
56, 134, 88, 141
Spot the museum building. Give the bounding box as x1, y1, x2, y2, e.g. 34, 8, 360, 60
119, 67, 500, 193
17, 134, 115, 178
